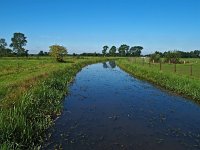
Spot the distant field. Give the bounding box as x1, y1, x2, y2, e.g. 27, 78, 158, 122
0, 57, 70, 100
0, 56, 109, 103
129, 57, 200, 78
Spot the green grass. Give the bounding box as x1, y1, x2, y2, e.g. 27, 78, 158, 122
116, 58, 200, 102
0, 56, 115, 149
128, 57, 200, 78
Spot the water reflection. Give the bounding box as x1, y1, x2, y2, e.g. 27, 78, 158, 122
44, 63, 200, 150
102, 62, 108, 68
109, 61, 116, 68
102, 61, 116, 69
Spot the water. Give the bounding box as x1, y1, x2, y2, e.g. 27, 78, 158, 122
44, 62, 200, 150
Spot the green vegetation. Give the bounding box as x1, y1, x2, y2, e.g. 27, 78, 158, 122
109, 46, 117, 56
0, 56, 114, 149
116, 58, 200, 102
10, 33, 28, 57
49, 45, 67, 62
101, 44, 143, 57
102, 45, 109, 56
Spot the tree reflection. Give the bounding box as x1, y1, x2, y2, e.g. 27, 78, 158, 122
103, 62, 108, 68
109, 61, 116, 68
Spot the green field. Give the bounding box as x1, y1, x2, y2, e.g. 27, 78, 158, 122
128, 57, 200, 78
116, 58, 200, 102
0, 56, 114, 149
0, 57, 66, 100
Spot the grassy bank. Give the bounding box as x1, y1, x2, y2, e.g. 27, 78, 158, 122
0, 57, 114, 149
116, 59, 200, 102
127, 57, 200, 78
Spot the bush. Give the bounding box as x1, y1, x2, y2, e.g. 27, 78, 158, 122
149, 53, 161, 63
164, 51, 181, 64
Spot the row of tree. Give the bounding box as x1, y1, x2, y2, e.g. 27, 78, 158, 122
148, 50, 200, 58
0, 33, 28, 57
149, 50, 200, 64
102, 45, 143, 57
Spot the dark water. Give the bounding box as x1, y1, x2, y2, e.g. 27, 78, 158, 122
44, 62, 200, 150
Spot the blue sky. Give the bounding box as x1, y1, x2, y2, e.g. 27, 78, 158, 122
1, 0, 200, 54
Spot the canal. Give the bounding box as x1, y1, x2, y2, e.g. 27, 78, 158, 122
44, 62, 200, 150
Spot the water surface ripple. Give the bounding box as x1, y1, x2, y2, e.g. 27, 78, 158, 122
44, 62, 200, 150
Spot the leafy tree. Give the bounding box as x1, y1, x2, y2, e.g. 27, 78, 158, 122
125, 45, 130, 56
130, 46, 143, 56
155, 51, 163, 57
44, 52, 49, 56
49, 45, 67, 62
25, 50, 29, 57
10, 33, 27, 56
109, 46, 117, 56
80, 52, 102, 56
0, 38, 7, 49
102, 45, 109, 56
149, 53, 161, 63
193, 50, 200, 57
0, 38, 8, 56
164, 51, 181, 63
38, 50, 44, 56
118, 44, 129, 56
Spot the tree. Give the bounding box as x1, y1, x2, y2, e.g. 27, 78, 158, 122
25, 50, 29, 57
118, 44, 129, 56
149, 53, 161, 63
164, 51, 181, 63
130, 46, 143, 56
109, 46, 117, 56
10, 33, 27, 56
0, 38, 7, 49
38, 50, 44, 56
49, 45, 67, 62
44, 52, 49, 56
0, 38, 7, 56
102, 45, 109, 56
125, 45, 130, 56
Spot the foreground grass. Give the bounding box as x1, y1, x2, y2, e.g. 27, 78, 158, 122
116, 58, 200, 102
0, 56, 114, 149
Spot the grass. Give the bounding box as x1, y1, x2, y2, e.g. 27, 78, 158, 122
129, 57, 200, 78
0, 56, 115, 149
116, 58, 200, 102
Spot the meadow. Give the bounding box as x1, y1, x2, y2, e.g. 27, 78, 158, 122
128, 57, 200, 78
116, 58, 200, 102
0, 56, 114, 149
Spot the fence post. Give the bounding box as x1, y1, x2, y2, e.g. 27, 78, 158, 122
149, 60, 151, 67
174, 63, 176, 73
190, 64, 193, 76
160, 62, 162, 71
143, 58, 144, 66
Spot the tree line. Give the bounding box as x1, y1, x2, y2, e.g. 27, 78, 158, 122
0, 33, 49, 57
102, 45, 143, 57
149, 50, 200, 64
1, 33, 200, 60
0, 33, 28, 57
